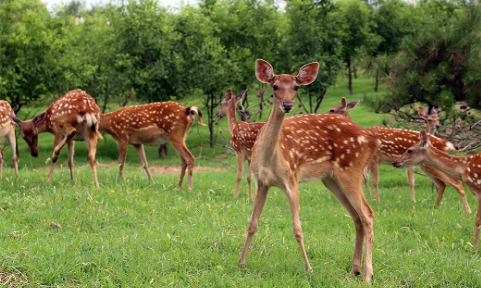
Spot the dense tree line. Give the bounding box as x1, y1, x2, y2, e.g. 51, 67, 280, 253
1, 0, 480, 144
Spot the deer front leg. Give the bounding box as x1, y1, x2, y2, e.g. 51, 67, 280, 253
234, 151, 245, 198
87, 133, 99, 188
239, 183, 270, 267
7, 130, 18, 178
134, 144, 154, 183
67, 140, 75, 182
370, 161, 380, 201
117, 140, 128, 178
247, 159, 253, 200
407, 167, 416, 202
47, 133, 66, 184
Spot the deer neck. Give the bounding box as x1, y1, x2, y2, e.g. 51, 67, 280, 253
99, 113, 111, 133
424, 146, 469, 180
254, 106, 284, 163
35, 117, 49, 134
425, 123, 433, 134
226, 99, 238, 132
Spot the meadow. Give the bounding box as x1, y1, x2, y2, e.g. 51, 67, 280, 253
1, 78, 481, 287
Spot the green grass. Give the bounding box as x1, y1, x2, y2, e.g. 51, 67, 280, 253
1, 77, 480, 287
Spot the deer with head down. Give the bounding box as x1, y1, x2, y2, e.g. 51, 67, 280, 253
9, 89, 102, 187
99, 102, 205, 190
238, 59, 380, 282
0, 101, 18, 178
394, 130, 481, 247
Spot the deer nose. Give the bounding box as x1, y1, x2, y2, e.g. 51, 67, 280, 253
283, 102, 293, 113
31, 151, 38, 158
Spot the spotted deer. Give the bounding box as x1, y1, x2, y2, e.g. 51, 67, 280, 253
325, 97, 360, 118
9, 89, 103, 187
239, 60, 380, 282
217, 89, 264, 199
367, 108, 471, 213
0, 101, 18, 178
99, 102, 205, 190
394, 130, 481, 247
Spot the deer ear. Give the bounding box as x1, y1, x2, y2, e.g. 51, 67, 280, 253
419, 130, 429, 147
296, 62, 319, 85
418, 107, 427, 119
430, 107, 437, 115
225, 89, 232, 101
8, 114, 22, 124
255, 59, 274, 84
340, 97, 347, 108
347, 100, 360, 110
33, 112, 46, 123
235, 90, 247, 102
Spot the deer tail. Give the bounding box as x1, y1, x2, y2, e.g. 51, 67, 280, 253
186, 106, 207, 126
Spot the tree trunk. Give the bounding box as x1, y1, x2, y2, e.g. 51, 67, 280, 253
308, 86, 313, 113
347, 60, 353, 95
353, 65, 358, 79
314, 89, 327, 113
374, 71, 379, 93
102, 93, 109, 113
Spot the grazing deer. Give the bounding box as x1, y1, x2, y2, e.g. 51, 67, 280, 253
393, 131, 481, 247
239, 60, 380, 282
325, 97, 360, 118
217, 89, 264, 199
367, 108, 471, 212
0, 101, 18, 178
9, 89, 102, 187
99, 102, 205, 190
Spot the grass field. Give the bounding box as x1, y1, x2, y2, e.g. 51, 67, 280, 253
1, 77, 481, 287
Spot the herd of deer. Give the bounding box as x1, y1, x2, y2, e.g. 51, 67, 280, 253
1, 60, 480, 282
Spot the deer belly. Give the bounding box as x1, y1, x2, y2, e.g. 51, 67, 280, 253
129, 134, 168, 145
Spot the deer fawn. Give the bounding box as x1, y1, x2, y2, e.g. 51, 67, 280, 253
9, 89, 103, 187
394, 131, 481, 247
99, 102, 205, 190
217, 89, 264, 199
0, 101, 18, 178
325, 97, 360, 117
239, 60, 380, 282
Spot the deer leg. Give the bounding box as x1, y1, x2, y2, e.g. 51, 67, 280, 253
170, 139, 194, 190
283, 181, 312, 272
323, 178, 364, 277
234, 151, 245, 198
134, 144, 154, 183
370, 162, 380, 201
451, 180, 471, 214
67, 140, 75, 182
47, 133, 66, 184
239, 184, 270, 267
363, 166, 372, 195
7, 130, 18, 178
51, 126, 76, 164
432, 177, 447, 207
471, 188, 481, 248
407, 167, 416, 202
117, 140, 128, 178
87, 133, 99, 188
247, 159, 253, 200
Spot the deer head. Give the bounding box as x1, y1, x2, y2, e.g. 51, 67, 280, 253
393, 130, 430, 168
255, 59, 319, 113
217, 89, 245, 118
326, 97, 360, 116
418, 107, 440, 133
8, 113, 45, 157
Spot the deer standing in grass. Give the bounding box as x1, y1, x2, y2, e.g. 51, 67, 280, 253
0, 101, 18, 178
238, 60, 380, 282
394, 131, 481, 247
99, 102, 205, 190
9, 89, 102, 187
217, 89, 264, 199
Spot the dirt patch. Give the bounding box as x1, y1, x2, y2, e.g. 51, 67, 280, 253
148, 165, 226, 175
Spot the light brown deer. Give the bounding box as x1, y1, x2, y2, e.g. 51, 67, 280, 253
217, 89, 264, 199
9, 89, 103, 187
238, 60, 380, 282
325, 97, 360, 117
99, 102, 205, 190
0, 101, 18, 178
367, 108, 471, 213
394, 130, 481, 247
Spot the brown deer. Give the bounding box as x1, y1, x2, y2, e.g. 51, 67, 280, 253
325, 97, 360, 118
99, 102, 205, 190
9, 89, 103, 187
367, 108, 471, 213
0, 101, 18, 178
217, 89, 264, 199
238, 60, 380, 282
393, 131, 481, 247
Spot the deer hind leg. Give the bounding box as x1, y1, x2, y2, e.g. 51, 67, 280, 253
7, 130, 18, 178
471, 187, 481, 248
170, 138, 194, 190
234, 151, 245, 198
363, 165, 372, 195
116, 140, 128, 178
86, 132, 99, 188
407, 167, 416, 202
47, 133, 66, 184
239, 184, 270, 267
451, 179, 471, 214
322, 178, 364, 277
67, 140, 75, 182
370, 161, 380, 201
282, 181, 312, 272
134, 144, 154, 183
247, 159, 253, 200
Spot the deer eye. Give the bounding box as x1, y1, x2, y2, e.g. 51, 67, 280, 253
330, 110, 335, 113
294, 86, 299, 91
273, 85, 278, 90
407, 149, 413, 154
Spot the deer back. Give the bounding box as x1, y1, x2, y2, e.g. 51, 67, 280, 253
0, 101, 16, 137
231, 121, 265, 155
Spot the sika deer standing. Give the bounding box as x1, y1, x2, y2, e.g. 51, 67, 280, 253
0, 101, 18, 178
239, 60, 380, 282
99, 102, 205, 190
217, 89, 264, 199
9, 89, 103, 187
393, 131, 481, 247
